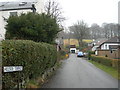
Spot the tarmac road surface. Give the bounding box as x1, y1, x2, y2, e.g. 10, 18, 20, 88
42, 54, 118, 88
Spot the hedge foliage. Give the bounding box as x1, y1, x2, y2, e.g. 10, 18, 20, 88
2, 40, 57, 88
88, 51, 95, 60
57, 49, 69, 60
91, 55, 119, 69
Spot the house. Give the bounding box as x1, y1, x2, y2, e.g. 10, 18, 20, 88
90, 38, 108, 51
55, 38, 63, 52
0, 0, 44, 39
70, 45, 77, 53
95, 37, 120, 59
99, 37, 120, 50
0, 34, 4, 41
54, 43, 61, 52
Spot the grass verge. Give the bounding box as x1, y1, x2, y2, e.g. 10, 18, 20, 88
89, 60, 119, 80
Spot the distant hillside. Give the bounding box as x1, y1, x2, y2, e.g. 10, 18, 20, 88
63, 39, 93, 47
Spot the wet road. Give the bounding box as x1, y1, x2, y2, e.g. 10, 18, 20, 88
42, 54, 118, 88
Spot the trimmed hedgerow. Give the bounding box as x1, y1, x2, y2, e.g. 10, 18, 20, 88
2, 40, 57, 88
91, 55, 119, 69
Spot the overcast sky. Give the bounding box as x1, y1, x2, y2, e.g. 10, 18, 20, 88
57, 0, 119, 27
0, 0, 119, 27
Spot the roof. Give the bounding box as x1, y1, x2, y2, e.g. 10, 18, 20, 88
109, 45, 119, 49
104, 37, 120, 43
96, 39, 107, 46
0, 2, 36, 11
99, 37, 120, 47
92, 38, 108, 43
70, 45, 76, 48
91, 38, 108, 46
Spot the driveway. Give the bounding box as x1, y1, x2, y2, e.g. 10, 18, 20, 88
42, 54, 118, 88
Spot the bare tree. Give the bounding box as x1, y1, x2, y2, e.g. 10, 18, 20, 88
90, 23, 103, 39
102, 23, 119, 39
45, 0, 65, 24
102, 23, 109, 38
69, 21, 89, 50
89, 23, 119, 39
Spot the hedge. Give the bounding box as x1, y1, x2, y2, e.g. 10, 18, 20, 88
91, 55, 119, 69
2, 40, 57, 88
88, 51, 95, 60
57, 50, 69, 60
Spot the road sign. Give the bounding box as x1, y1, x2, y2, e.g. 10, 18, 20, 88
3, 66, 23, 72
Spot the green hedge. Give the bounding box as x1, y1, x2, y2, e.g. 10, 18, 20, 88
88, 51, 95, 60
2, 40, 57, 88
91, 55, 119, 69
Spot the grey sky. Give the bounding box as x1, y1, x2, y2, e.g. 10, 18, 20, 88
57, 0, 119, 27
0, 0, 119, 27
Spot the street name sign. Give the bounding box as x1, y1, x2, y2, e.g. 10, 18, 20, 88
3, 66, 23, 72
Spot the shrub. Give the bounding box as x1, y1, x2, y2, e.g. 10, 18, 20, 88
112, 59, 119, 69
57, 49, 69, 60
88, 51, 95, 60
91, 55, 119, 69
2, 40, 57, 88
59, 50, 66, 56
5, 13, 60, 44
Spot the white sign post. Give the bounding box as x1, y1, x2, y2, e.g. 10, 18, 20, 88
3, 66, 23, 89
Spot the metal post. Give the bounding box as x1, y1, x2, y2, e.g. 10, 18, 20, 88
18, 72, 20, 90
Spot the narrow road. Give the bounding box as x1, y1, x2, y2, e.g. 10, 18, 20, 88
42, 54, 118, 88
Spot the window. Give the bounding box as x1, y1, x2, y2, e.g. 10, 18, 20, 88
105, 45, 107, 49
10, 12, 17, 16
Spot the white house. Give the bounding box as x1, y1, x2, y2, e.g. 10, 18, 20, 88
91, 38, 108, 51
69, 45, 77, 53
92, 46, 99, 51
70, 48, 77, 53
95, 37, 120, 58
0, 0, 44, 39
100, 37, 120, 50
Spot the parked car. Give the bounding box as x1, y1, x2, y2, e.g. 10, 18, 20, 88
77, 51, 84, 57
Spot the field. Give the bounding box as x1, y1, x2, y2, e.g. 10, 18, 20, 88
63, 39, 93, 47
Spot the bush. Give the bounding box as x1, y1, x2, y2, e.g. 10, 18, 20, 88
88, 51, 95, 60
57, 49, 69, 60
2, 40, 57, 88
91, 55, 119, 69
112, 59, 119, 69
5, 13, 60, 44
59, 50, 66, 56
